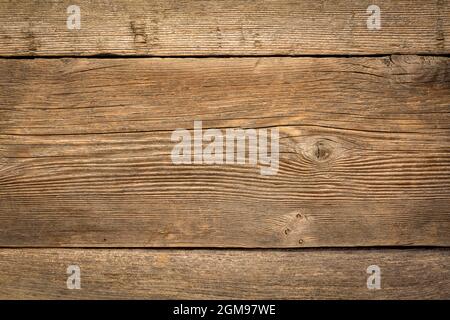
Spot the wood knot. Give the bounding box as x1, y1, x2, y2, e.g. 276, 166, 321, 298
130, 21, 148, 45
302, 138, 337, 163
26, 30, 40, 53
313, 141, 332, 161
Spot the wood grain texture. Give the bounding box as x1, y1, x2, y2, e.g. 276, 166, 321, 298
0, 0, 448, 56
0, 248, 448, 299
0, 56, 449, 247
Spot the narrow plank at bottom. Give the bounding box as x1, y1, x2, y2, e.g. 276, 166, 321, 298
0, 249, 448, 299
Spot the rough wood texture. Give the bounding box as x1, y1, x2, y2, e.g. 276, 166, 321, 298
0, 249, 448, 299
0, 0, 448, 56
0, 56, 449, 247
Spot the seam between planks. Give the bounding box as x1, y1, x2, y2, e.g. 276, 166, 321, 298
0, 53, 449, 60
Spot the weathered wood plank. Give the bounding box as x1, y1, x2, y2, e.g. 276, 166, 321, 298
0, 249, 448, 299
0, 0, 448, 56
0, 56, 449, 247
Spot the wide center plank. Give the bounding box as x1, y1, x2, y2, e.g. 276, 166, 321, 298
0, 56, 449, 247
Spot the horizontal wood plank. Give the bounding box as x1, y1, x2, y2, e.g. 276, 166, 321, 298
0, 0, 448, 56
0, 248, 448, 299
0, 56, 449, 247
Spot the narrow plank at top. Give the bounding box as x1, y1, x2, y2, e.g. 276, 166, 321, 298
0, 0, 448, 56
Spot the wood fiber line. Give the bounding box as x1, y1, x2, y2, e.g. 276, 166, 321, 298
0, 0, 448, 56
0, 248, 448, 299
0, 56, 449, 247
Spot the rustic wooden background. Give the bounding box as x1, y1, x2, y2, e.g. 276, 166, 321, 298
0, 0, 449, 299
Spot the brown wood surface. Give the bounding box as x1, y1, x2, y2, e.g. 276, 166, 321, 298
0, 0, 449, 301
0, 56, 449, 247
0, 0, 448, 57
0, 248, 448, 299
